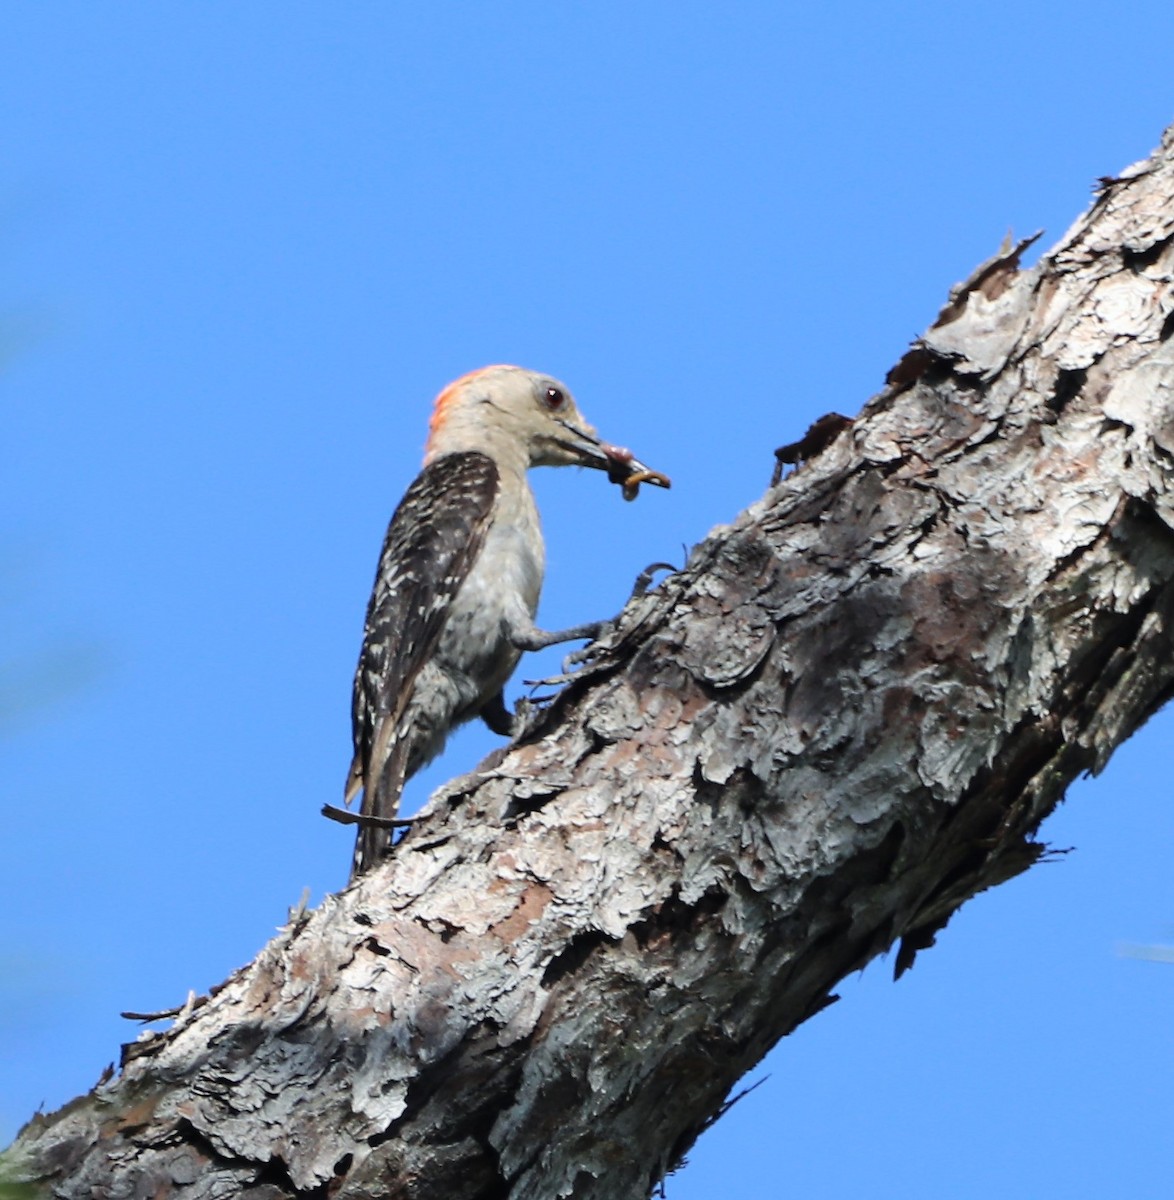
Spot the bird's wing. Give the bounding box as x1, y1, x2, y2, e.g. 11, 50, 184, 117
346, 451, 500, 828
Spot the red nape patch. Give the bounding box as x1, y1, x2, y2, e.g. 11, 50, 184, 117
426, 364, 520, 450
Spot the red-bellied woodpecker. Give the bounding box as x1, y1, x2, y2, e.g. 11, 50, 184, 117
342, 364, 668, 877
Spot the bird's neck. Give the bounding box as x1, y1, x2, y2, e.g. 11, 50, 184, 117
424, 417, 532, 480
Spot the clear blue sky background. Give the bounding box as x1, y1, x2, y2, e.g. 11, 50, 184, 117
3, 5, 1172, 1196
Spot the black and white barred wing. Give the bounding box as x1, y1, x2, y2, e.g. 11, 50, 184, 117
345, 451, 499, 827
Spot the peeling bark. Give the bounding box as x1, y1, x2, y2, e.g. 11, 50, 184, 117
9, 127, 1174, 1200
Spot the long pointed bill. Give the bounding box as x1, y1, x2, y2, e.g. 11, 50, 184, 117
553, 418, 672, 501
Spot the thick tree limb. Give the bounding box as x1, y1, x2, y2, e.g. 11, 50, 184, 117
9, 127, 1174, 1200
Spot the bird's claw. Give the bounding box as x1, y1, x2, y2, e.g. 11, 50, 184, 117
562, 641, 601, 673
629, 561, 676, 600
559, 564, 675, 672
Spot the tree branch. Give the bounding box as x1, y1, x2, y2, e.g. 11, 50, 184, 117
9, 126, 1174, 1200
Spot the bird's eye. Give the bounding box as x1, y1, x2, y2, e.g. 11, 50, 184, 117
544, 386, 567, 411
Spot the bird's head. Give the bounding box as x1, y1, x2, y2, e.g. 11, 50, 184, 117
423, 365, 669, 495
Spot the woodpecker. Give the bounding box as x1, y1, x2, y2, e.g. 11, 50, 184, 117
343, 364, 668, 877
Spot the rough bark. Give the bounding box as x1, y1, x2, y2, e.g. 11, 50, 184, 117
9, 127, 1174, 1200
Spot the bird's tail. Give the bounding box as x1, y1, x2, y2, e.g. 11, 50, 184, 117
350, 734, 410, 882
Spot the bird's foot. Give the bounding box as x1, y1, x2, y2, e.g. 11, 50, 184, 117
628, 560, 676, 601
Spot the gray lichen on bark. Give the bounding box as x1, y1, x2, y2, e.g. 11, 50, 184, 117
8, 127, 1174, 1200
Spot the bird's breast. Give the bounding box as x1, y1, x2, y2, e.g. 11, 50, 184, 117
433, 484, 544, 696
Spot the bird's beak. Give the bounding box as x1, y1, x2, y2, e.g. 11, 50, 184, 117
551, 418, 618, 470
553, 418, 671, 500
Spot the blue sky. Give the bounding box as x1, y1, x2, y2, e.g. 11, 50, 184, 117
2, 5, 1173, 1195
